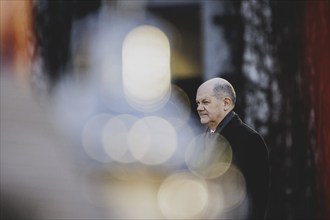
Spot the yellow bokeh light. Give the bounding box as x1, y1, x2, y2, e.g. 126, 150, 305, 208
128, 116, 177, 165
158, 172, 208, 219
122, 25, 171, 112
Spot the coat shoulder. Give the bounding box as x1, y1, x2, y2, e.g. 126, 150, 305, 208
222, 114, 268, 151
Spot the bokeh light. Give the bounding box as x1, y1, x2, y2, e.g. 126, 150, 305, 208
185, 132, 233, 179
158, 172, 208, 219
192, 165, 248, 219
102, 114, 139, 163
128, 116, 177, 165
122, 25, 171, 112
101, 171, 163, 219
216, 165, 247, 212
208, 165, 248, 219
82, 114, 114, 163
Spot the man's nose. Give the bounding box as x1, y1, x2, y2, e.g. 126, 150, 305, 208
197, 104, 204, 111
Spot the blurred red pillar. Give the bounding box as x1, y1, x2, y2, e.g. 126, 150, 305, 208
303, 0, 330, 218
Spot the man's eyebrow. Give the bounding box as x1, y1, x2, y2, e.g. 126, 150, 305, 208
196, 98, 209, 102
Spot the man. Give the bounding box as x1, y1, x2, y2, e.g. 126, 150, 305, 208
195, 77, 270, 219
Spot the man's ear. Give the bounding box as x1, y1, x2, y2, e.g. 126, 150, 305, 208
223, 97, 231, 111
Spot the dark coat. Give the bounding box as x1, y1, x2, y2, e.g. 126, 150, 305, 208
217, 112, 270, 220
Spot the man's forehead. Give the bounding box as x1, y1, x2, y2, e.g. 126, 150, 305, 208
197, 83, 213, 94
196, 93, 214, 101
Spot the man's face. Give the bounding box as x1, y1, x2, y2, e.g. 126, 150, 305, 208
196, 85, 225, 129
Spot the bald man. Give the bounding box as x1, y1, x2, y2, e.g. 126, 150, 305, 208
196, 77, 270, 219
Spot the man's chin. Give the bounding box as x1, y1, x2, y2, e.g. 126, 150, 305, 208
200, 119, 209, 125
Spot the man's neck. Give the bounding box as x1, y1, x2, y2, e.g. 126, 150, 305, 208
212, 110, 234, 133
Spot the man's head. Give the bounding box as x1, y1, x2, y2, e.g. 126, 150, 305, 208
196, 77, 236, 129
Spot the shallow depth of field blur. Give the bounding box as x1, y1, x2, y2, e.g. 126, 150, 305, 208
1, 0, 329, 219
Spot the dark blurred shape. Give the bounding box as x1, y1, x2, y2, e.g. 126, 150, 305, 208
147, 3, 203, 123
266, 1, 327, 219
32, 0, 102, 86
303, 0, 330, 219
213, 1, 246, 120
147, 3, 202, 80
1, 191, 38, 219
212, 0, 329, 219
174, 76, 203, 122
